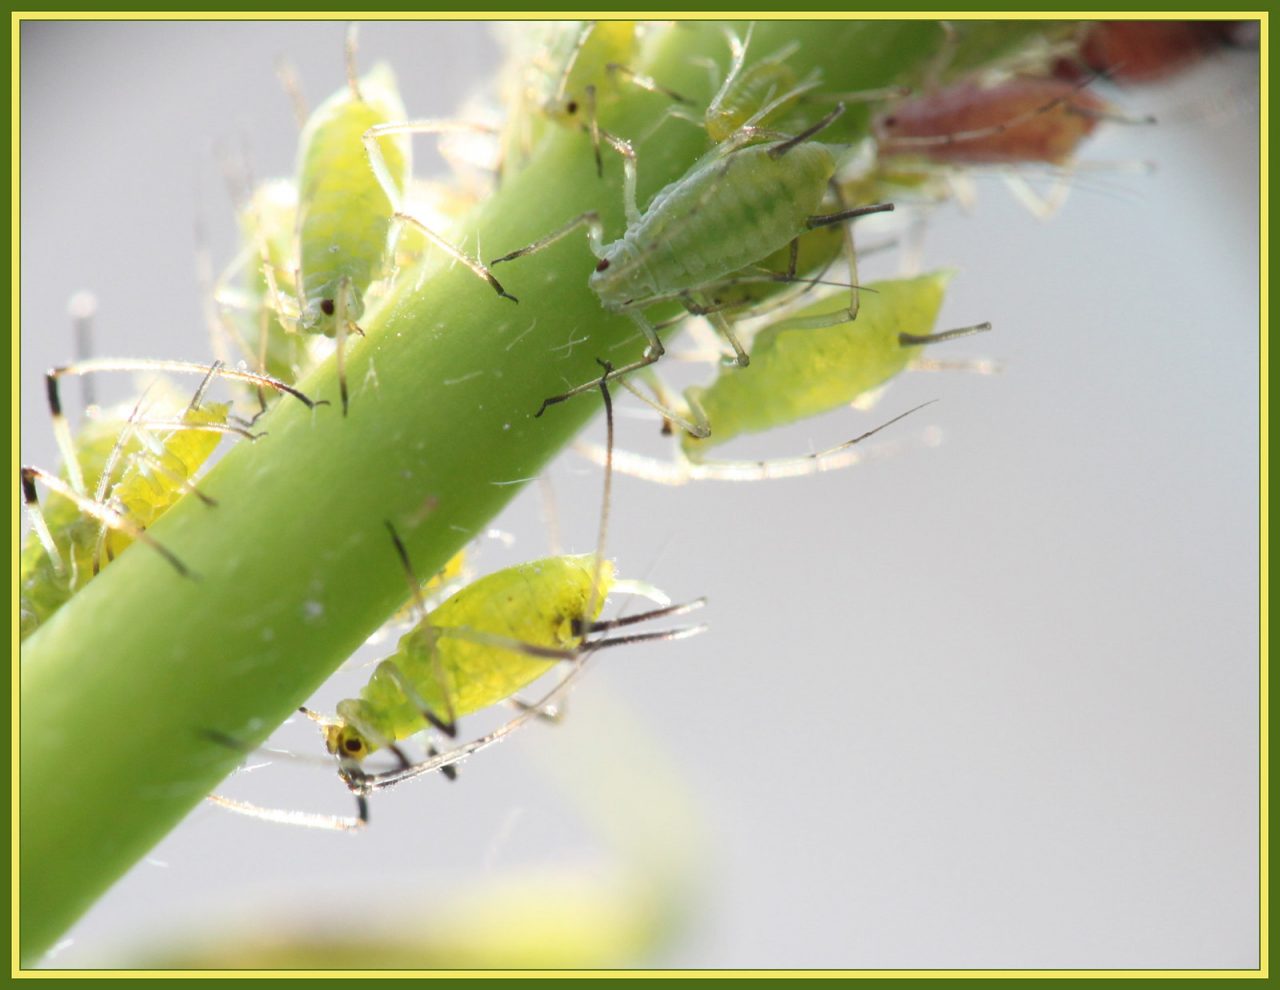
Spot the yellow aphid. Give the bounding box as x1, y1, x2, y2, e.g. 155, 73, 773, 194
327, 555, 614, 762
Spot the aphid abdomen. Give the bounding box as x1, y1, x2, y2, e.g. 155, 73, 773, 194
600, 143, 836, 306
296, 65, 410, 334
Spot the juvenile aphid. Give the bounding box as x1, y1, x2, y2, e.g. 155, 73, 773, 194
703, 27, 820, 143
293, 34, 411, 416
873, 76, 1110, 167
491, 103, 894, 419
20, 370, 271, 637
210, 371, 705, 829
576, 272, 989, 485
501, 21, 684, 177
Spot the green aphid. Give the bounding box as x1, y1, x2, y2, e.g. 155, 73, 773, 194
296, 63, 410, 337
683, 271, 967, 455
20, 399, 229, 639
325, 555, 615, 763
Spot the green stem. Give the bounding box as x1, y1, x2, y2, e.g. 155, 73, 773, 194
19, 20, 1039, 962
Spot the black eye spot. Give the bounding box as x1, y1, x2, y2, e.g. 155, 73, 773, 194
882, 115, 897, 128
595, 258, 611, 272
344, 738, 362, 752
320, 299, 336, 316
566, 100, 579, 115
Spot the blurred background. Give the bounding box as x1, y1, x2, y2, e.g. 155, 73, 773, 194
20, 19, 1260, 969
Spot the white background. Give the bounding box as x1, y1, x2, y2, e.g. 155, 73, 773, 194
20, 19, 1261, 969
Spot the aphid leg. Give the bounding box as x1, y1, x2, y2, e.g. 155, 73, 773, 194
20, 468, 64, 575
617, 372, 710, 439
534, 311, 664, 417
767, 102, 848, 159
362, 119, 500, 215
576, 401, 937, 485
605, 60, 689, 105
598, 130, 640, 224
490, 210, 605, 268
388, 212, 517, 304
375, 659, 458, 739
688, 291, 750, 367
385, 520, 459, 737
20, 466, 193, 578
48, 359, 320, 423
206, 792, 367, 833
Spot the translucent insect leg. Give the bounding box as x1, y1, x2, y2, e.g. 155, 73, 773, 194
206, 791, 367, 833
616, 373, 710, 440
597, 129, 639, 224
334, 276, 353, 416
576, 401, 936, 485
692, 291, 750, 368
489, 210, 606, 268
362, 119, 501, 215
534, 311, 664, 418
20, 468, 64, 574
388, 212, 517, 303
605, 60, 689, 105
385, 520, 459, 737
766, 101, 848, 159
20, 466, 193, 578
44, 360, 318, 495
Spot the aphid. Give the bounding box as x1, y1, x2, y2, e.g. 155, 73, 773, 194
1059, 21, 1247, 86
210, 368, 705, 829
703, 25, 821, 143
208, 178, 317, 400
873, 76, 1110, 167
577, 272, 989, 485
292, 30, 411, 416
20, 366, 280, 637
500, 20, 685, 177
491, 103, 894, 419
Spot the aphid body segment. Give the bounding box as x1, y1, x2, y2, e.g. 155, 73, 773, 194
327, 555, 614, 762
873, 77, 1106, 166
295, 63, 410, 336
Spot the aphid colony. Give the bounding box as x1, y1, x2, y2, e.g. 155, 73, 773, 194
25, 20, 1142, 824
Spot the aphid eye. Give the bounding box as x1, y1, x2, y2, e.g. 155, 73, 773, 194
320, 299, 336, 316
595, 258, 611, 273
881, 115, 897, 127
565, 100, 579, 115
344, 738, 362, 752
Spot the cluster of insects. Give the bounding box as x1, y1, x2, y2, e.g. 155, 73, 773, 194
25, 19, 1160, 828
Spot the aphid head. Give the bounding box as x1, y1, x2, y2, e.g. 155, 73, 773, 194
323, 722, 376, 764
588, 240, 651, 307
